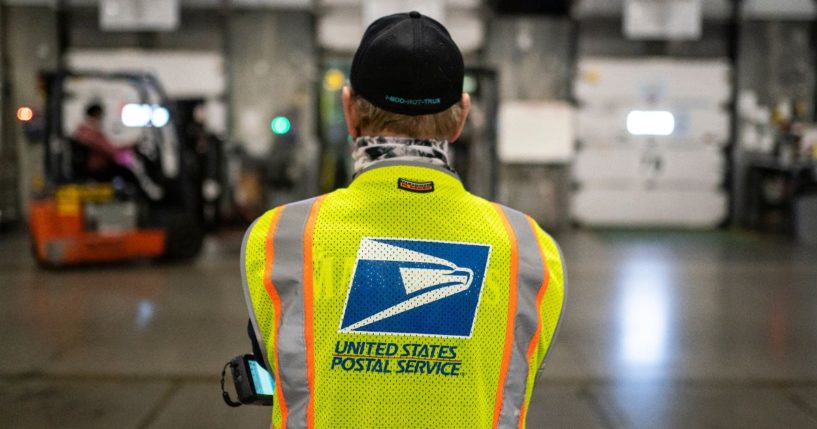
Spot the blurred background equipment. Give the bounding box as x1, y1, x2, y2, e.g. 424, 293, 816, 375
28, 71, 203, 267
739, 102, 817, 235
177, 99, 226, 231
264, 107, 303, 207
451, 69, 500, 199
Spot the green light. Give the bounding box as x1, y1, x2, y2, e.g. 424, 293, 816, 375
271, 116, 291, 135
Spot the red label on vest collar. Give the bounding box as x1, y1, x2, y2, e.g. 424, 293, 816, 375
398, 178, 434, 193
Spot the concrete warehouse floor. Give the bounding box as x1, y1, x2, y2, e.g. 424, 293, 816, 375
1, 229, 817, 428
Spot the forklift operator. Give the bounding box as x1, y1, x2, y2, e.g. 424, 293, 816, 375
73, 103, 135, 181
240, 11, 566, 428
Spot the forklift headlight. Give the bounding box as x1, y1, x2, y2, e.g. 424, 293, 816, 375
122, 104, 169, 128
122, 104, 152, 127
151, 107, 170, 128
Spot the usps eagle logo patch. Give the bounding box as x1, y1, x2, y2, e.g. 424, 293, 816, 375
339, 238, 491, 338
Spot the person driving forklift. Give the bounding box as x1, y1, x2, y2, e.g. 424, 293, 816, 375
72, 102, 135, 181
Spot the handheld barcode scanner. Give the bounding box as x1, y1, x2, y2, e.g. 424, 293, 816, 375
222, 354, 274, 406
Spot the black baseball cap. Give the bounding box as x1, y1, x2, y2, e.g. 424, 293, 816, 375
350, 11, 464, 116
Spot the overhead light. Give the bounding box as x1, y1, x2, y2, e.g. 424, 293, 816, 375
16, 106, 34, 122
626, 110, 675, 136
151, 107, 170, 127
122, 104, 169, 128
323, 69, 346, 92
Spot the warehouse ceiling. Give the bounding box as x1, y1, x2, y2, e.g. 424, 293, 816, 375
1, 0, 815, 20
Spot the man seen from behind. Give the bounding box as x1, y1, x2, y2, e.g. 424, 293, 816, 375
241, 11, 566, 429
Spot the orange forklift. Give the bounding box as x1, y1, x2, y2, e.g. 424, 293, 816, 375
29, 71, 203, 267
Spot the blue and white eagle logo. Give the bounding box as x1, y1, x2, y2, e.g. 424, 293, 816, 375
339, 237, 491, 338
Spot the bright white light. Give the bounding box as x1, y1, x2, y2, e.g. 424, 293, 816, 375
151, 106, 170, 127
619, 255, 671, 367
135, 299, 155, 331
621, 280, 668, 365
123, 104, 170, 128
626, 110, 675, 136
122, 104, 152, 127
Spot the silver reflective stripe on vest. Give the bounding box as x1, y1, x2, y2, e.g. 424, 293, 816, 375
537, 239, 567, 375
498, 207, 546, 428
272, 197, 318, 429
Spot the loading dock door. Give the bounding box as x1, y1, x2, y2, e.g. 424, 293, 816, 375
572, 58, 731, 228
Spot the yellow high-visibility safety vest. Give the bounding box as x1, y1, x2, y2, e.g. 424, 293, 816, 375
241, 160, 566, 429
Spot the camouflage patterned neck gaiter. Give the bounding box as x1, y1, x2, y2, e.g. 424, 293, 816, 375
352, 136, 452, 173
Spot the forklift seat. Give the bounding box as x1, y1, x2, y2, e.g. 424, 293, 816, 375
67, 137, 91, 181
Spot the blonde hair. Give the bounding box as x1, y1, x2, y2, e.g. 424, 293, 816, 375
352, 91, 463, 140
